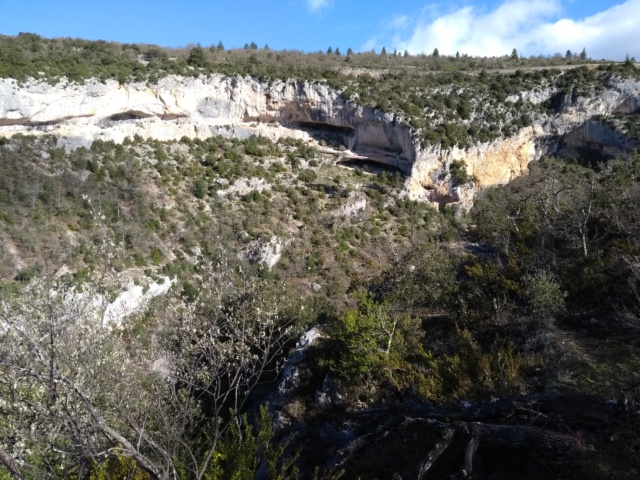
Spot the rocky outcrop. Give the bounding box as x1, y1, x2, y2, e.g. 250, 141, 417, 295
1, 74, 639, 209
410, 78, 640, 208
245, 235, 284, 270
556, 119, 640, 158
0, 75, 413, 168
407, 128, 537, 205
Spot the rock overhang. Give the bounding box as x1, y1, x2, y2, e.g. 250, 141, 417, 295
1, 73, 640, 211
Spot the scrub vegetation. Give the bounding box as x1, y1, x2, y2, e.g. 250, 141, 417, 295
1, 34, 640, 480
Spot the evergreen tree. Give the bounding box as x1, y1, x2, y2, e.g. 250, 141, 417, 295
244, 43, 250, 49
381, 46, 387, 56
511, 48, 518, 60
187, 45, 206, 68
432, 47, 439, 57
335, 47, 341, 56
250, 41, 258, 50
347, 47, 353, 56
566, 49, 573, 59
404, 49, 409, 57
326, 46, 333, 55
580, 47, 587, 60
625, 54, 634, 67
217, 40, 224, 51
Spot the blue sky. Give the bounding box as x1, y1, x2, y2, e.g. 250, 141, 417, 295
0, 1, 637, 60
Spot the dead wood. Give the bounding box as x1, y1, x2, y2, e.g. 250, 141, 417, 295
333, 392, 619, 478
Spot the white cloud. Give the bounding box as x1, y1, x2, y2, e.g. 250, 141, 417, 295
308, 0, 333, 12
393, 0, 640, 60
361, 38, 378, 52
389, 14, 409, 30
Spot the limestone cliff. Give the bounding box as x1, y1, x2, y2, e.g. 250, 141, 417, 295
1, 74, 639, 209
409, 77, 640, 207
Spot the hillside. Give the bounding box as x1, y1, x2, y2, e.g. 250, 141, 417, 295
3, 35, 640, 209
1, 35, 640, 480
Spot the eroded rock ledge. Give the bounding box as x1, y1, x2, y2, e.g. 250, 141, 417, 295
1, 74, 639, 208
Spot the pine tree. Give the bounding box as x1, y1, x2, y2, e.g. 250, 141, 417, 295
250, 41, 258, 50
566, 49, 573, 59
347, 47, 353, 56
326, 46, 333, 55
187, 46, 206, 68
432, 47, 439, 57
217, 41, 224, 51
335, 47, 341, 56
381, 46, 387, 56
580, 47, 587, 60
404, 50, 409, 58
511, 48, 518, 60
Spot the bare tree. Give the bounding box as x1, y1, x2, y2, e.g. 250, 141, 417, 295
0, 264, 299, 479
154, 268, 299, 479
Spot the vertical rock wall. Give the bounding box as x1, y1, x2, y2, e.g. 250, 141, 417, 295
1, 74, 639, 208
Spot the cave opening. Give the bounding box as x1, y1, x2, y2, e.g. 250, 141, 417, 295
289, 120, 355, 135
551, 118, 640, 171
337, 157, 407, 178
107, 111, 153, 122
287, 120, 354, 149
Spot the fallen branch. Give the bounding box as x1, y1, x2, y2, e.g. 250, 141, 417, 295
333, 393, 610, 478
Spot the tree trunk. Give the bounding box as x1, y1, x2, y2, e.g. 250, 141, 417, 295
0, 448, 24, 480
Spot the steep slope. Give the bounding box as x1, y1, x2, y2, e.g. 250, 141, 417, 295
1, 70, 640, 208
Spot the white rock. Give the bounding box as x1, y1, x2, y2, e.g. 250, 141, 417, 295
278, 326, 324, 396
2, 74, 639, 210
103, 276, 175, 325
339, 192, 367, 218
245, 236, 283, 270
216, 177, 271, 197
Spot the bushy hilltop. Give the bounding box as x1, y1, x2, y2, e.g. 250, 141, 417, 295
0, 32, 608, 83
2, 32, 640, 152
1, 34, 640, 480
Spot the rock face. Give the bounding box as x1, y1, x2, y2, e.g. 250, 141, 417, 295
277, 326, 324, 397
409, 78, 640, 207
245, 235, 284, 270
0, 75, 413, 168
1, 74, 639, 208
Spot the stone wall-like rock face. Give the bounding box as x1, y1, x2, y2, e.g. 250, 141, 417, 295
407, 128, 538, 205
0, 75, 416, 168
558, 119, 640, 158
1, 74, 640, 209
409, 77, 640, 209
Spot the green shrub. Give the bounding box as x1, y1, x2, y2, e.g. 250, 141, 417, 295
449, 159, 475, 185
193, 178, 208, 199
207, 406, 299, 480
150, 248, 164, 265
324, 292, 434, 393
523, 270, 566, 321
297, 169, 318, 183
